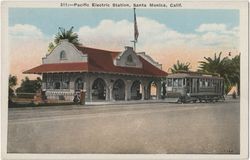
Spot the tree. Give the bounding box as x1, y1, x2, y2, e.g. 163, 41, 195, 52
48, 26, 80, 52
198, 52, 228, 75
16, 77, 42, 93
9, 75, 17, 98
48, 42, 55, 52
169, 60, 191, 73
228, 54, 240, 95
55, 27, 80, 45
198, 52, 240, 95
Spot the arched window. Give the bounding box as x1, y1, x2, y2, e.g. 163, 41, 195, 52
131, 80, 142, 100
127, 55, 133, 63
92, 78, 106, 100
112, 79, 125, 100
60, 50, 66, 60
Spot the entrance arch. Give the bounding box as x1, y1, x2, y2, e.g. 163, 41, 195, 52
92, 78, 106, 100
75, 78, 84, 91
148, 81, 157, 100
131, 80, 142, 100
112, 79, 125, 100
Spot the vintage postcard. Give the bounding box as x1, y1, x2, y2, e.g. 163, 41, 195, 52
1, 0, 249, 159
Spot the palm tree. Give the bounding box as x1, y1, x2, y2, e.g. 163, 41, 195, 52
228, 54, 240, 95
48, 26, 80, 52
169, 60, 191, 73
54, 26, 80, 45
198, 52, 239, 95
198, 52, 228, 75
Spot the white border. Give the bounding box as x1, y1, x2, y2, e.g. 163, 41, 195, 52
1, 1, 249, 160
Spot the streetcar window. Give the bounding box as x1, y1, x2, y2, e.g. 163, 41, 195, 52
205, 79, 208, 87
167, 79, 172, 87
183, 78, 186, 86
207, 80, 211, 87
199, 80, 202, 87
173, 78, 178, 87
202, 80, 206, 87
178, 79, 183, 87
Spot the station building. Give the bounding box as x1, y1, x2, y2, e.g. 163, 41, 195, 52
24, 40, 167, 102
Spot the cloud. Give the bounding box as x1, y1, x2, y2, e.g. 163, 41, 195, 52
9, 24, 50, 85
77, 17, 239, 51
196, 23, 239, 37
9, 24, 44, 40
78, 19, 133, 50
77, 18, 239, 71
195, 23, 227, 33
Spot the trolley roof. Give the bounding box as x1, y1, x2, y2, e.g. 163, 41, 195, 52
166, 71, 223, 80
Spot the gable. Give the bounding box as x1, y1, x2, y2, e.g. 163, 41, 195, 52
137, 52, 162, 69
114, 46, 142, 68
42, 40, 87, 64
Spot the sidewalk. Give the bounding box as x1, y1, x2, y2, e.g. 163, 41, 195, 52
9, 96, 238, 111
9, 99, 179, 111
85, 98, 179, 106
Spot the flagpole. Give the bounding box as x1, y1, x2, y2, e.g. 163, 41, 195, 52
131, 8, 139, 52
134, 8, 136, 52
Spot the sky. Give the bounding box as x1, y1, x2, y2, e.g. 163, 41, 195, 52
9, 8, 240, 85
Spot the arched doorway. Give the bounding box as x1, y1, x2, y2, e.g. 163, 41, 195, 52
131, 80, 142, 100
148, 81, 157, 100
92, 78, 106, 101
75, 78, 84, 92
113, 79, 125, 100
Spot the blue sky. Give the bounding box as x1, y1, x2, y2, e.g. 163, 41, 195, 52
9, 8, 239, 36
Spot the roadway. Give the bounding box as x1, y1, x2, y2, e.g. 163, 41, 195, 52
8, 99, 240, 154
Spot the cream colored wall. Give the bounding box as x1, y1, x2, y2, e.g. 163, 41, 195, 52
42, 40, 88, 64
114, 46, 142, 68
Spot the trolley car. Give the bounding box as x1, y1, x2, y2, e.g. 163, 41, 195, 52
165, 71, 225, 103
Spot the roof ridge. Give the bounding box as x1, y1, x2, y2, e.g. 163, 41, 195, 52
76, 45, 120, 53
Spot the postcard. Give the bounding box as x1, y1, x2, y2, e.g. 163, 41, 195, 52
1, 0, 249, 159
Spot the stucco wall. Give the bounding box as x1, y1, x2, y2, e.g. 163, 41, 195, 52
42, 40, 87, 64
114, 46, 142, 68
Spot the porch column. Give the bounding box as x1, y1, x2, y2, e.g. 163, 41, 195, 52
41, 73, 46, 90
125, 80, 132, 101
141, 84, 145, 100
84, 74, 91, 102
109, 82, 114, 101
69, 73, 75, 91
156, 81, 162, 100
105, 86, 109, 101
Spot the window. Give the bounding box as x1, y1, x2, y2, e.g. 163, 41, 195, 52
167, 79, 172, 87
207, 80, 211, 87
173, 78, 178, 87
127, 55, 133, 63
202, 80, 206, 87
205, 79, 208, 87
178, 79, 183, 87
62, 81, 69, 89
199, 80, 202, 87
60, 50, 66, 60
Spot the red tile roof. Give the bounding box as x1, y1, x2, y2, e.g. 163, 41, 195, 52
24, 46, 168, 77
23, 62, 88, 74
